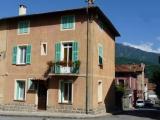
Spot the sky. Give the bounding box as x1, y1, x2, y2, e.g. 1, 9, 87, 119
0, 0, 160, 53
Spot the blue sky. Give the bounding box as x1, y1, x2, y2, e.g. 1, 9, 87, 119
0, 0, 160, 53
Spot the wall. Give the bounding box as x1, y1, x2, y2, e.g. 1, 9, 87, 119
3, 11, 88, 111
89, 19, 116, 113
0, 21, 7, 104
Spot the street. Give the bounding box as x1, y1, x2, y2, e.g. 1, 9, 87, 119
0, 108, 160, 120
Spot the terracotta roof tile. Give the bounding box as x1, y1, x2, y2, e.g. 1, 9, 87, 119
115, 64, 144, 72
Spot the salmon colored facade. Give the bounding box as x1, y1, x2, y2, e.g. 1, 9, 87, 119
0, 6, 119, 114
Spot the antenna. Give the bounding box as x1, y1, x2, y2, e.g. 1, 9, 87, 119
86, 0, 95, 6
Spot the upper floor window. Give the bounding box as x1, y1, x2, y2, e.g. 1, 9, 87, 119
12, 45, 31, 65
61, 15, 75, 30
99, 21, 105, 31
18, 20, 30, 34
14, 80, 26, 101
98, 44, 103, 66
41, 42, 47, 56
55, 41, 79, 73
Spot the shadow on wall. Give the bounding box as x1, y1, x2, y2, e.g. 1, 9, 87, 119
104, 80, 116, 113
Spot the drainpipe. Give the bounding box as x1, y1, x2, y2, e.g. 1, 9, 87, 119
86, 3, 89, 114
86, 0, 94, 114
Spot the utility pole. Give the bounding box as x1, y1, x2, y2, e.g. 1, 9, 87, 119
85, 0, 95, 114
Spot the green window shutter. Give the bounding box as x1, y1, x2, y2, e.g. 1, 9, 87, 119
55, 43, 61, 62
26, 45, 31, 64
19, 21, 29, 34
68, 16, 74, 29
23, 21, 28, 33
19, 21, 24, 34
16, 81, 19, 100
62, 16, 74, 29
55, 43, 61, 73
72, 41, 78, 62
12, 46, 17, 64
98, 45, 103, 65
61, 81, 64, 102
62, 16, 68, 29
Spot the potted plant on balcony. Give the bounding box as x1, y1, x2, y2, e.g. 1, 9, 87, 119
71, 60, 81, 73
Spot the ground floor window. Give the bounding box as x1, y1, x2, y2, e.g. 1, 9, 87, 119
98, 80, 102, 102
59, 80, 73, 104
14, 80, 26, 100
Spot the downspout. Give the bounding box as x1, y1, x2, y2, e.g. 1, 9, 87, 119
86, 4, 89, 114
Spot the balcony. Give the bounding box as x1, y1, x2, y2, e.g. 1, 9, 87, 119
49, 61, 80, 76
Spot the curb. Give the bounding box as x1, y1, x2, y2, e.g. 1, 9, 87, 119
0, 112, 112, 119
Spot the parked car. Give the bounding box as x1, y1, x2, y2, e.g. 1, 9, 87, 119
144, 100, 153, 107
136, 99, 144, 108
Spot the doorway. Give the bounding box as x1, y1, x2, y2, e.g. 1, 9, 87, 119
38, 81, 47, 110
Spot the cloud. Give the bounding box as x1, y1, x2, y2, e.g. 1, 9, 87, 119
156, 36, 160, 41
122, 42, 160, 53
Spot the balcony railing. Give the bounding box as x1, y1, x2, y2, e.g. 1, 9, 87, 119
50, 61, 80, 74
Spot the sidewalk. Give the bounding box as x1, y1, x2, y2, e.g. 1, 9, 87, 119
0, 111, 112, 119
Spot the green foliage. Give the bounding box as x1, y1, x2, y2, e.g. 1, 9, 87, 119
151, 69, 160, 98
115, 85, 125, 93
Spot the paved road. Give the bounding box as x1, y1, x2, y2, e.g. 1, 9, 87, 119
0, 109, 160, 120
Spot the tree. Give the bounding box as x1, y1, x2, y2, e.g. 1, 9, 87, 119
151, 69, 160, 98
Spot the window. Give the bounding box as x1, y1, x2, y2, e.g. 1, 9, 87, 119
99, 21, 105, 31
55, 41, 78, 73
63, 43, 73, 66
27, 78, 36, 91
18, 46, 27, 64
14, 80, 26, 100
59, 80, 73, 104
41, 42, 47, 56
98, 81, 102, 102
61, 15, 75, 30
12, 45, 31, 65
119, 79, 125, 87
18, 20, 30, 34
98, 44, 103, 65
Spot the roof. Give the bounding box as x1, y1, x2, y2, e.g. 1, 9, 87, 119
115, 64, 144, 73
0, 6, 120, 36
148, 83, 156, 90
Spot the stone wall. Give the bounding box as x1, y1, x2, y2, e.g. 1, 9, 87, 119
0, 103, 37, 112
47, 104, 106, 114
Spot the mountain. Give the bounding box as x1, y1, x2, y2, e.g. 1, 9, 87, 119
115, 43, 160, 80
116, 43, 160, 65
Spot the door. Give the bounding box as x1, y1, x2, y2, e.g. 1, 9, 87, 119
38, 81, 47, 110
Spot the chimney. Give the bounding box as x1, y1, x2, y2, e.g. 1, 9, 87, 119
19, 5, 27, 16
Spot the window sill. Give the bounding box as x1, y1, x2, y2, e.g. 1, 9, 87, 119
27, 89, 36, 93
98, 64, 103, 69
58, 102, 72, 105
98, 101, 102, 104
17, 32, 30, 35
60, 28, 75, 31
15, 63, 28, 66
14, 100, 25, 102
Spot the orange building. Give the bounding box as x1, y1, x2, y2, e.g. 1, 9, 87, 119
0, 5, 120, 114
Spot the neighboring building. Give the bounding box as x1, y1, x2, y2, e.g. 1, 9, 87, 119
147, 83, 158, 104
0, 5, 120, 114
115, 64, 145, 108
